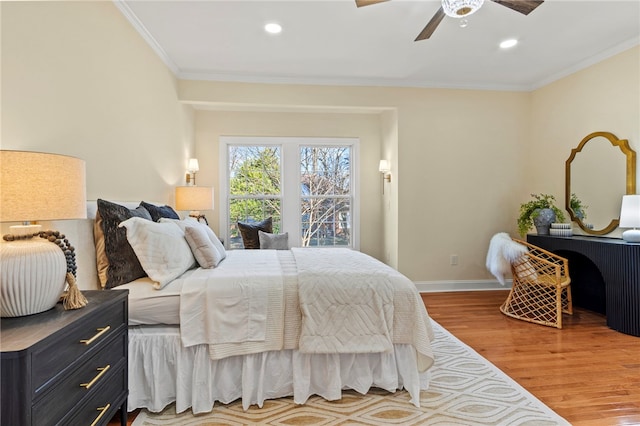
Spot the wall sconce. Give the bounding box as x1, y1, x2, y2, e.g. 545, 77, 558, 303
379, 160, 391, 194
175, 186, 214, 225
185, 158, 199, 186
0, 150, 88, 316
619, 194, 640, 243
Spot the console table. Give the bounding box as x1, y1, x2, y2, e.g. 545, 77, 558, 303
528, 234, 640, 337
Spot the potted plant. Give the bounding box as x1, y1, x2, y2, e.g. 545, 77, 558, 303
517, 193, 566, 237
570, 193, 588, 220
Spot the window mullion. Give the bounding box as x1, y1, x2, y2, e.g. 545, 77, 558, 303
281, 143, 300, 246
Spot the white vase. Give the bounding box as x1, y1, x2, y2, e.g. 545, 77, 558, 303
1, 239, 66, 317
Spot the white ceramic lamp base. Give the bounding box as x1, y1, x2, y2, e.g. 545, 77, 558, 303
622, 229, 640, 243
1, 238, 67, 317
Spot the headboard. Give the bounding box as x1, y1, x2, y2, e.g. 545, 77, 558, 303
0, 200, 174, 291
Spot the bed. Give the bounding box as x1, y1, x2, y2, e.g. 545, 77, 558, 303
88, 199, 435, 415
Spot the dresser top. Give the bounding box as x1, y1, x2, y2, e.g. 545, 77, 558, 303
528, 234, 634, 246
1, 290, 127, 352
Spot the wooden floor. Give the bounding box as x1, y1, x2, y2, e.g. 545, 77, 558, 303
423, 290, 640, 426
109, 290, 640, 425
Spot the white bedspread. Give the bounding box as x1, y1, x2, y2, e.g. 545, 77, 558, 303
179, 248, 434, 373
180, 250, 285, 359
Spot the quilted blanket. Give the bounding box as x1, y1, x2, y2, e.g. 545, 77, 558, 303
293, 248, 434, 372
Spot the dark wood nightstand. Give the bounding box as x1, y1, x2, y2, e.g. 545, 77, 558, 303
1, 290, 128, 426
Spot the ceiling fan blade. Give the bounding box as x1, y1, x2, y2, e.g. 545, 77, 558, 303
491, 0, 544, 15
415, 6, 445, 41
355, 0, 389, 7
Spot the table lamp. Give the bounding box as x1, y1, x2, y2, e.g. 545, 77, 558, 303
619, 194, 640, 243
175, 186, 214, 225
0, 150, 87, 316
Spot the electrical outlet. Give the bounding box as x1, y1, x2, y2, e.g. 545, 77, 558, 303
450, 254, 459, 266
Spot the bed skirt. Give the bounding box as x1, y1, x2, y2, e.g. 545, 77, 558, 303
128, 325, 431, 414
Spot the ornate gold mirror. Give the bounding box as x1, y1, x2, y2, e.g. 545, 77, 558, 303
565, 131, 636, 234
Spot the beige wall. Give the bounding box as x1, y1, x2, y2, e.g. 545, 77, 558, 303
530, 46, 639, 239
2, 1, 638, 289
1, 2, 195, 289
1, 1, 195, 203
193, 109, 385, 260
180, 81, 532, 282
380, 109, 399, 268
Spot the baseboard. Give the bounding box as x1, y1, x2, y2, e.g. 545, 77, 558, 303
415, 279, 512, 293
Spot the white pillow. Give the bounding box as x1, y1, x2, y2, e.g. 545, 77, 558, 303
184, 225, 223, 268
162, 217, 227, 261
119, 217, 196, 289
184, 217, 227, 259
513, 259, 538, 282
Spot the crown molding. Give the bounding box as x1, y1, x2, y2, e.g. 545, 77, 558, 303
113, 0, 180, 75
530, 37, 640, 91
114, 1, 638, 93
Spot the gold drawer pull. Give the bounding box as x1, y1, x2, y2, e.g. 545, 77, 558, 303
80, 326, 111, 345
80, 365, 111, 389
89, 403, 111, 426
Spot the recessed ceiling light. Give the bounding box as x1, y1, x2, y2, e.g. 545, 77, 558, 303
500, 39, 518, 49
264, 23, 282, 34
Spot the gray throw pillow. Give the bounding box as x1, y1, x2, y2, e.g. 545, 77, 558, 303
258, 231, 289, 250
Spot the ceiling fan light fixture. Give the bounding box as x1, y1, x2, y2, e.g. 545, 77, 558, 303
442, 0, 485, 18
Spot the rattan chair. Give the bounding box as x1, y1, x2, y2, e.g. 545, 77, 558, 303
500, 239, 572, 329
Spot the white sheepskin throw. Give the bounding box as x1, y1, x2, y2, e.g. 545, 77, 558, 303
485, 232, 528, 285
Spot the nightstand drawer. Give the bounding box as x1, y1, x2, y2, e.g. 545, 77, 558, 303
31, 295, 126, 396
1, 291, 128, 426
32, 330, 127, 426
63, 361, 127, 426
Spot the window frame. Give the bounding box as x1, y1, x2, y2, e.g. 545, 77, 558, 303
219, 136, 360, 250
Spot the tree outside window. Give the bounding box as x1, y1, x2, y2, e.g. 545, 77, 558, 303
226, 141, 354, 248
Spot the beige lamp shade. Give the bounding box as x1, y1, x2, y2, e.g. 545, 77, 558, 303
0, 150, 87, 317
175, 186, 214, 211
0, 150, 87, 222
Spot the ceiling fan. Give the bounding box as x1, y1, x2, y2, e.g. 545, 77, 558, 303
355, 0, 544, 41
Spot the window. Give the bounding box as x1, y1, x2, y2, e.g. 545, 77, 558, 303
220, 137, 359, 249
300, 146, 352, 247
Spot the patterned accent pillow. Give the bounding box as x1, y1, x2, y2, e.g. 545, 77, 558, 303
96, 199, 152, 288
237, 217, 273, 249
139, 201, 180, 222
258, 231, 289, 250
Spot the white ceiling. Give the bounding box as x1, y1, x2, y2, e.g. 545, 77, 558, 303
117, 0, 640, 91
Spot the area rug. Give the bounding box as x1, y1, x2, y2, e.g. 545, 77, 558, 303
132, 320, 570, 425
